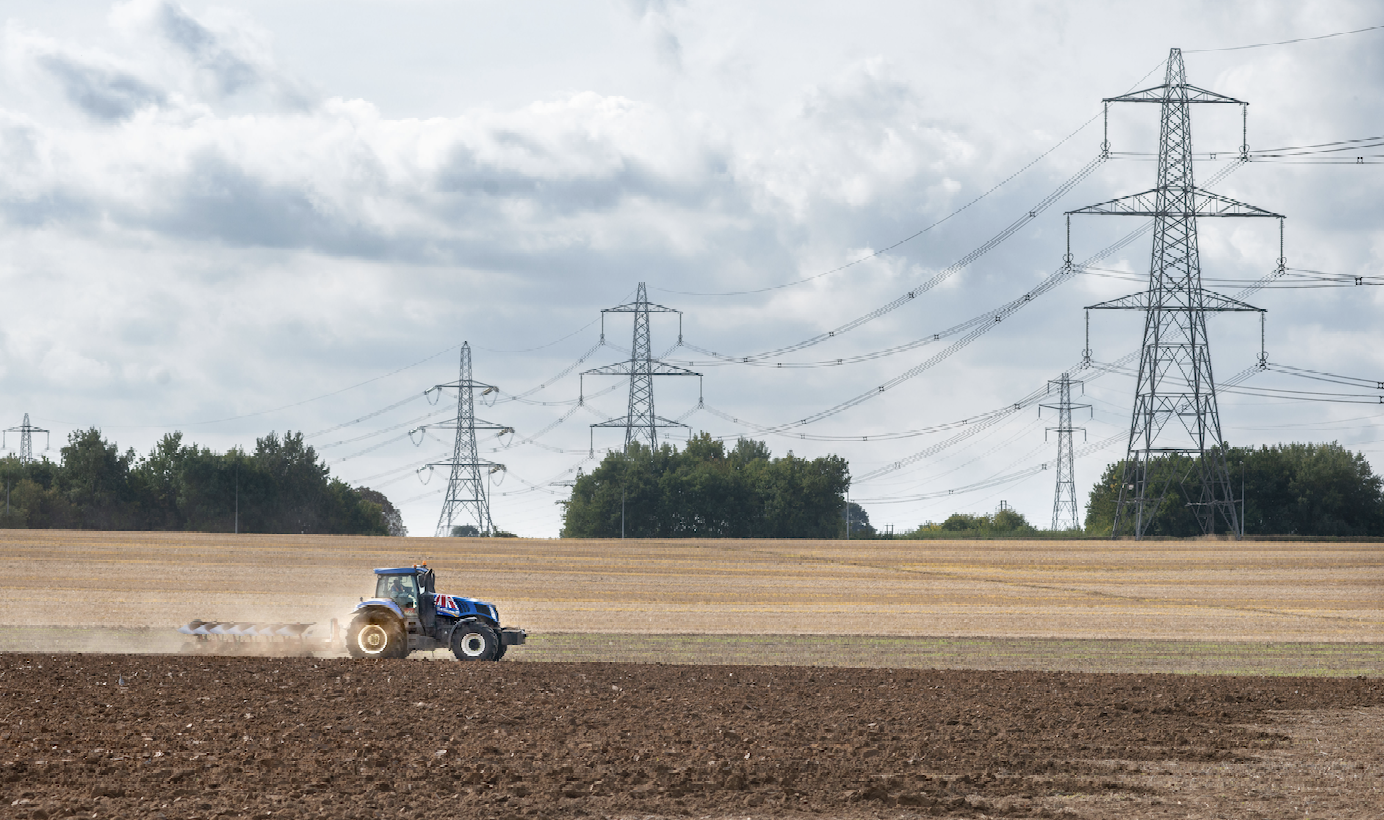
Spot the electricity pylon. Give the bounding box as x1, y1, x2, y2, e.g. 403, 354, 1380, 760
415, 342, 512, 537
1069, 47, 1282, 538
1040, 373, 1089, 531
584, 282, 701, 451
3, 414, 49, 464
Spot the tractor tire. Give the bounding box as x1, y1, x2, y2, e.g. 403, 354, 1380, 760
347, 612, 406, 659
494, 641, 507, 661
452, 621, 499, 661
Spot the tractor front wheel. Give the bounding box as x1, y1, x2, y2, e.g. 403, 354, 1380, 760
452, 621, 499, 661
347, 613, 406, 659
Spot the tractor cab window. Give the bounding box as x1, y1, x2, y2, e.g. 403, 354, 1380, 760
376, 574, 418, 604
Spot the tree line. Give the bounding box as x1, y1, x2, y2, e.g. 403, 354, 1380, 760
561, 434, 850, 538
1084, 442, 1384, 537
0, 428, 401, 535
562, 436, 1384, 540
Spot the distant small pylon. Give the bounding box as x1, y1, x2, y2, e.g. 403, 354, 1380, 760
1040, 374, 1090, 531
4, 414, 49, 464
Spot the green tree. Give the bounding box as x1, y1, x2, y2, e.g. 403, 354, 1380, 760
59, 429, 138, 529
358, 487, 407, 537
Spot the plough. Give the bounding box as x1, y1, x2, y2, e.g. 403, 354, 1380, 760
177, 619, 339, 655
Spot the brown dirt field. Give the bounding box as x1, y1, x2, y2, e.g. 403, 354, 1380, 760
2, 653, 1381, 819
1, 530, 1380, 642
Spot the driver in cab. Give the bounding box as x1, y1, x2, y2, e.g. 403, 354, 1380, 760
383, 576, 410, 602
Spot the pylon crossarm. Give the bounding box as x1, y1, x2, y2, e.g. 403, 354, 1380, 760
582, 360, 700, 377
590, 417, 633, 429
428, 379, 499, 392
603, 301, 681, 314
1086, 289, 1262, 312
424, 460, 503, 469
1104, 83, 1245, 105
590, 415, 689, 430
1067, 187, 1281, 218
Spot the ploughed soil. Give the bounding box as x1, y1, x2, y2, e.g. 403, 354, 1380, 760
1, 653, 1380, 819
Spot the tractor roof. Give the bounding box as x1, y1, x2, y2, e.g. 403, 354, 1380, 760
374, 566, 431, 576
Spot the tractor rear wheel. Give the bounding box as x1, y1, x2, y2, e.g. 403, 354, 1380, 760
452, 621, 499, 661
347, 612, 406, 659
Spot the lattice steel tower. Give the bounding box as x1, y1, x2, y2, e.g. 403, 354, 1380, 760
417, 343, 511, 537
4, 414, 49, 464
585, 283, 700, 450
1041, 373, 1089, 531
1069, 48, 1281, 538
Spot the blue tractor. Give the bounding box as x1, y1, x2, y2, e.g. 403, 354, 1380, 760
346, 565, 526, 661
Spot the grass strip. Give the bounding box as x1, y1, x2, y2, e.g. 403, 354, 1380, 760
515, 632, 1384, 677
1, 627, 1379, 676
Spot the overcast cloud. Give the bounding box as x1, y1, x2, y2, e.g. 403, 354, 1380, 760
0, 0, 1381, 537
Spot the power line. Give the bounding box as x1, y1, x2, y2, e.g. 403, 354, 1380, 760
685, 153, 1108, 365
1267, 362, 1384, 390
305, 393, 425, 439
1184, 23, 1384, 53
494, 340, 608, 404
855, 432, 1127, 505
316, 406, 452, 450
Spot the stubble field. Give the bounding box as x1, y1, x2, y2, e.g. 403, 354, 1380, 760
0, 530, 1379, 645
0, 530, 1380, 818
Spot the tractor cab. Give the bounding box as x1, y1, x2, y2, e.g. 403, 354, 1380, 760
373, 566, 437, 633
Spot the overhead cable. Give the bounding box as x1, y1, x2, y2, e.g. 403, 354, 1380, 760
1185, 23, 1384, 53
688, 154, 1107, 364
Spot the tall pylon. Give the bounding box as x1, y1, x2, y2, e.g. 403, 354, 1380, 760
415, 342, 512, 537
4, 414, 49, 464
584, 283, 701, 451
1040, 373, 1089, 531
1069, 48, 1282, 538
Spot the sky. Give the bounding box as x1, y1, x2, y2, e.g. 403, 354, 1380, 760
0, 0, 1381, 537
